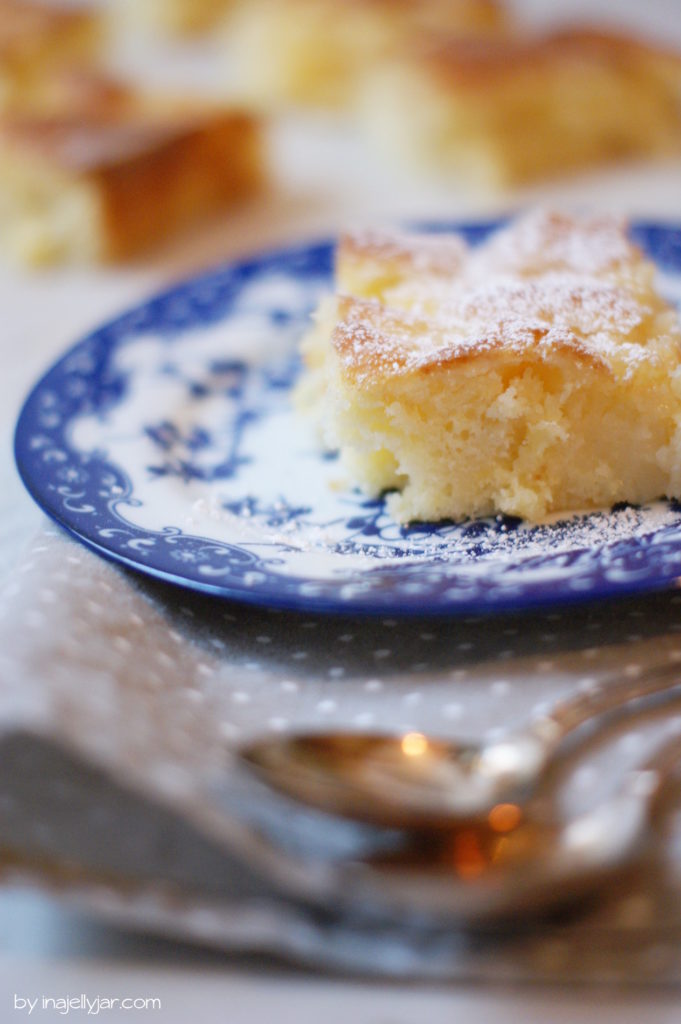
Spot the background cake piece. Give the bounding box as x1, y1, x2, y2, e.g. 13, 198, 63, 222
0, 0, 101, 111
0, 75, 263, 264
116, 0, 234, 36
361, 27, 681, 186
298, 212, 681, 523
227, 0, 509, 109
8, 66, 136, 118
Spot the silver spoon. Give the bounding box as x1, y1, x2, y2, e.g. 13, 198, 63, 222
326, 731, 681, 923
241, 659, 681, 828
227, 730, 681, 925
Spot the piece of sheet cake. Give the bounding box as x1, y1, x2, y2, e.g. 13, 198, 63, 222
297, 211, 681, 522
116, 0, 233, 36
361, 27, 681, 185
0, 0, 101, 111
0, 76, 263, 264
227, 0, 508, 109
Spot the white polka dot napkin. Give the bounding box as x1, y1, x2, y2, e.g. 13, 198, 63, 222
3, 521, 681, 982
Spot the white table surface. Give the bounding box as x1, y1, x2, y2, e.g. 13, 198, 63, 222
2, 1, 681, 1019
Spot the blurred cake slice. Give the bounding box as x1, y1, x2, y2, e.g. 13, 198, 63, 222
297, 211, 681, 522
227, 0, 508, 109
13, 67, 135, 119
0, 0, 101, 111
116, 0, 233, 36
362, 27, 681, 186
0, 77, 263, 264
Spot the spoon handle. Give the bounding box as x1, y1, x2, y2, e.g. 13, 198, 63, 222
534, 657, 681, 749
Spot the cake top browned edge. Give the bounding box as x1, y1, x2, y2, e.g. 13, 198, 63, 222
328, 212, 674, 385
0, 72, 259, 173
0, 0, 96, 63
331, 293, 613, 385
416, 25, 681, 88
338, 227, 468, 280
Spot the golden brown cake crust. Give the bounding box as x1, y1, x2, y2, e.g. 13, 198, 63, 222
228, 0, 509, 111
118, 0, 234, 36
332, 293, 612, 387
338, 228, 467, 281
12, 67, 134, 117
0, 0, 99, 66
0, 75, 262, 260
314, 0, 504, 22
94, 112, 262, 259
0, 0, 91, 54
421, 26, 681, 89
332, 212, 660, 388
0, 111, 246, 174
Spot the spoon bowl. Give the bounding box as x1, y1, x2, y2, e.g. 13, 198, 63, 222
242, 731, 546, 829
241, 659, 681, 830
232, 735, 675, 926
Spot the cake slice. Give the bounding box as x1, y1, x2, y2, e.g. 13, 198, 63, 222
361, 27, 681, 185
0, 0, 101, 111
116, 0, 233, 36
227, 0, 508, 109
297, 211, 681, 522
0, 76, 263, 264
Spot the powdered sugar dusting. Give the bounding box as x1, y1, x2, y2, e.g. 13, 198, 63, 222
340, 226, 467, 278
186, 489, 681, 580
451, 273, 648, 337
478, 209, 637, 277
452, 501, 681, 567
332, 211, 678, 383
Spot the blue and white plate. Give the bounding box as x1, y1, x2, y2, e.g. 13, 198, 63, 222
14, 221, 681, 616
